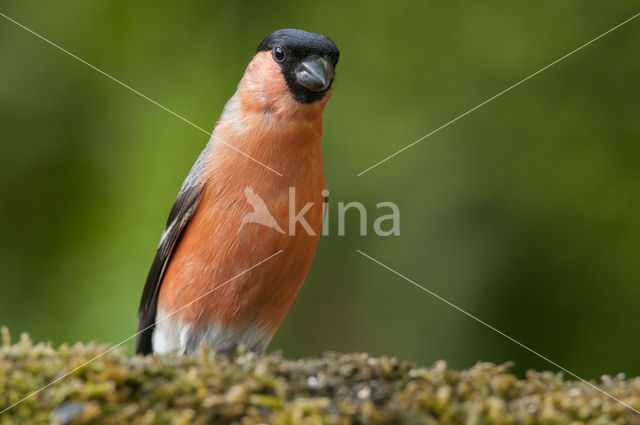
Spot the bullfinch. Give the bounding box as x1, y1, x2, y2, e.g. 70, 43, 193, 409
136, 29, 339, 355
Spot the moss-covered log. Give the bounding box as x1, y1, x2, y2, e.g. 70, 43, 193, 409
0, 330, 639, 425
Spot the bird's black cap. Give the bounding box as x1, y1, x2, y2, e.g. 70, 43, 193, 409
258, 29, 340, 104
258, 29, 340, 63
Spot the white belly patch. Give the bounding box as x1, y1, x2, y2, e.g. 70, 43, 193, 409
152, 310, 272, 355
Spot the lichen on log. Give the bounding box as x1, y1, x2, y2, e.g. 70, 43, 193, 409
0, 328, 639, 424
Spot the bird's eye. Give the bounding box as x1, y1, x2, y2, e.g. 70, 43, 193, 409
272, 46, 286, 63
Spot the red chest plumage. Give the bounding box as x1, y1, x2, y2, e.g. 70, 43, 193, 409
154, 52, 330, 354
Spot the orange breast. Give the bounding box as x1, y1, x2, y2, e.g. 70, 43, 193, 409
157, 86, 328, 337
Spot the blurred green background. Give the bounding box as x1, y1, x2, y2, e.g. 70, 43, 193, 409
1, 1, 639, 379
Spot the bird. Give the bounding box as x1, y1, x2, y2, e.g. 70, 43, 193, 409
136, 29, 339, 355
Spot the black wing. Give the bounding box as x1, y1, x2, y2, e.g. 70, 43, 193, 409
136, 183, 204, 354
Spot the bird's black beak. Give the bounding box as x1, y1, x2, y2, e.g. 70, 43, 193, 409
295, 56, 333, 92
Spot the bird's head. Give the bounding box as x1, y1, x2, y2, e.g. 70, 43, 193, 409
257, 29, 339, 104
236, 29, 339, 119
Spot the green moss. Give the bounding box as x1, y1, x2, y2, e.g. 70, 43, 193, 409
0, 328, 639, 424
